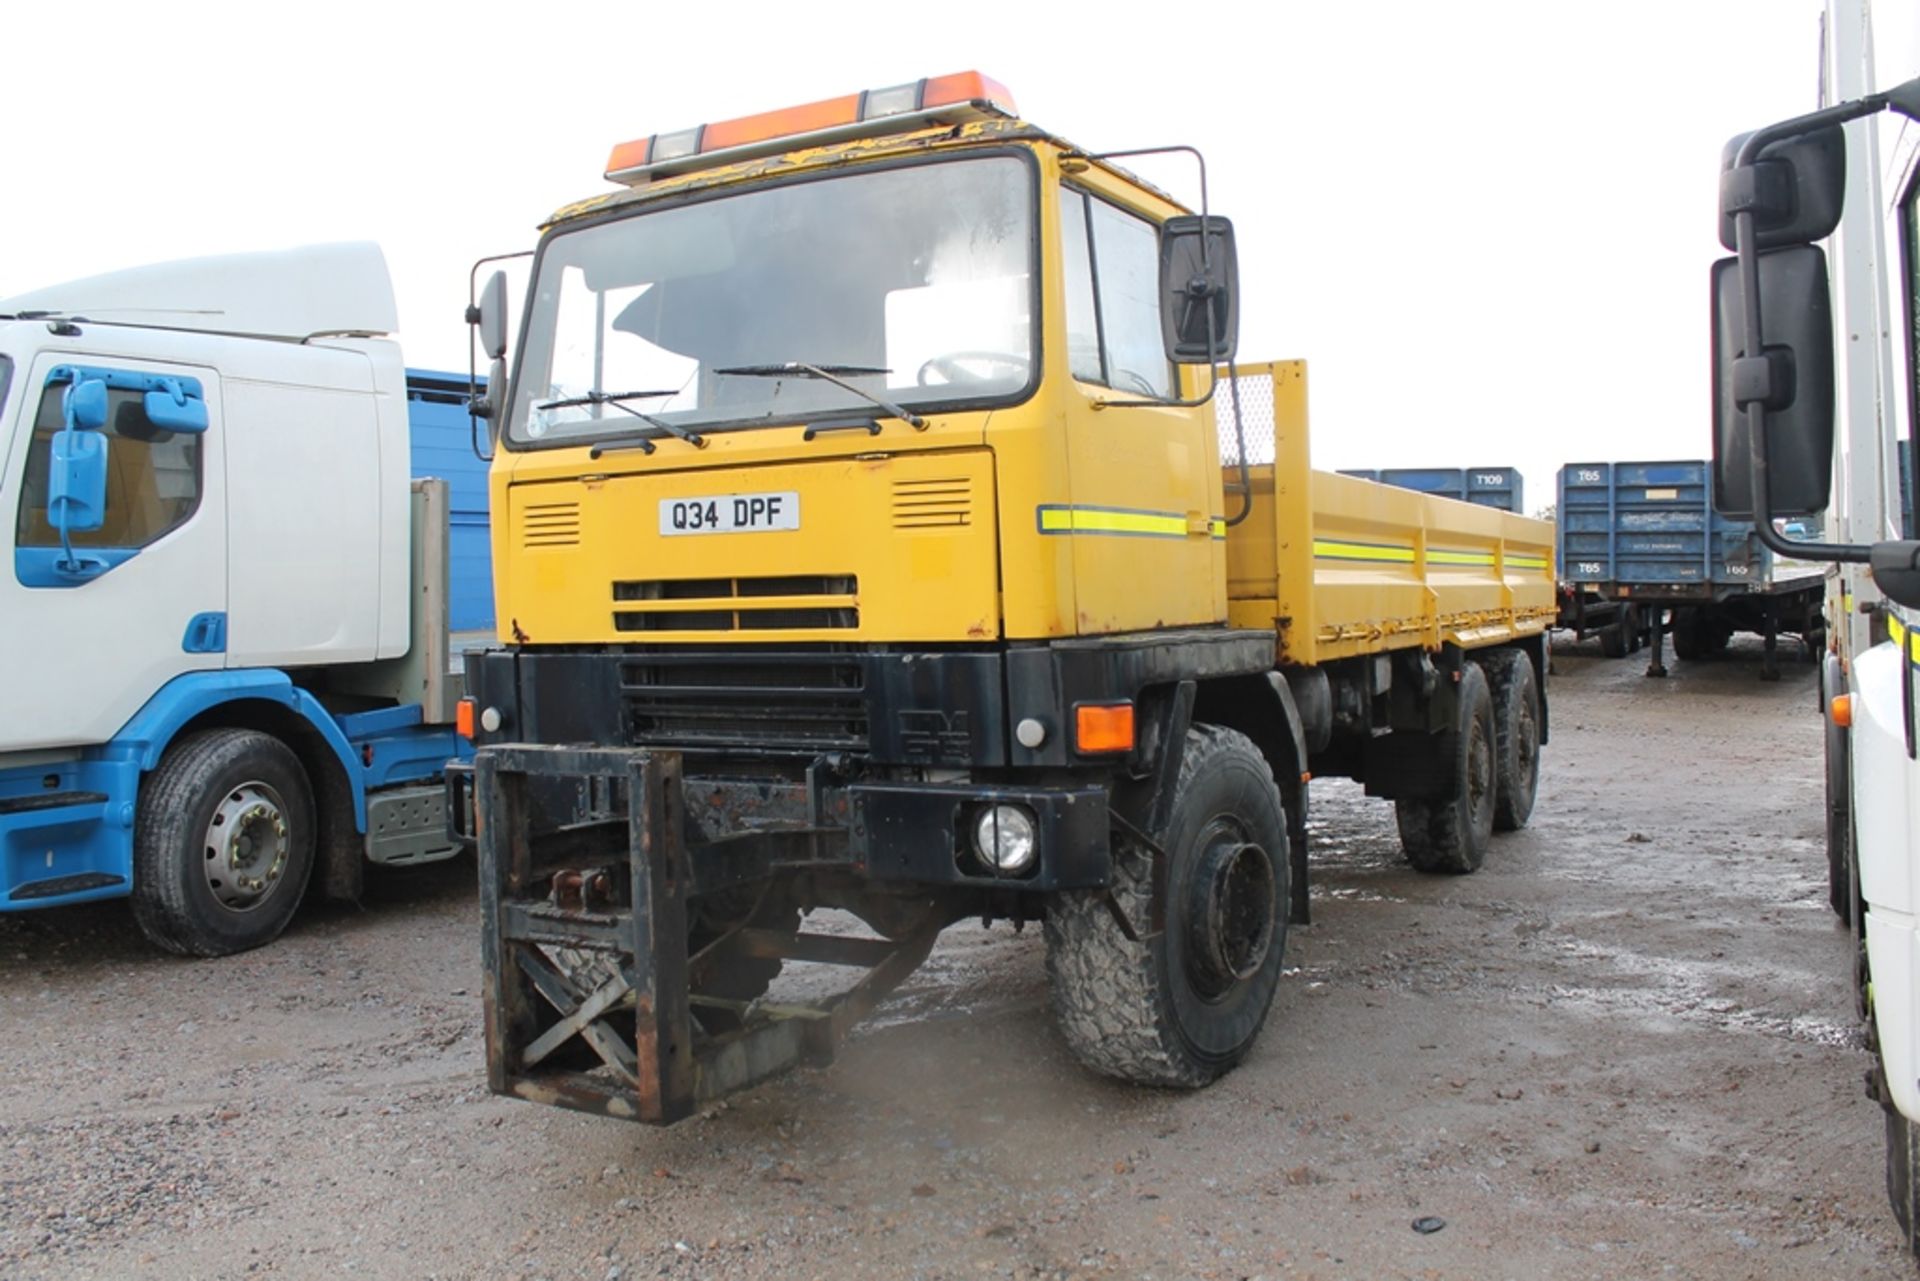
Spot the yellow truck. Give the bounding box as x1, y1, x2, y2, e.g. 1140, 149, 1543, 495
455, 72, 1556, 1122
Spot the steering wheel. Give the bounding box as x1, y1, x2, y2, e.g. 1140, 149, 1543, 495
916, 351, 1032, 388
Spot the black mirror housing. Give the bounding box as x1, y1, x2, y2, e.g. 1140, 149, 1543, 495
478, 270, 509, 360
1718, 125, 1845, 252
1710, 244, 1835, 518
1159, 214, 1239, 363
1871, 540, 1920, 609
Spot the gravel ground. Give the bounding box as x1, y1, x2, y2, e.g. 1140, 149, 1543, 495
0, 632, 1905, 1279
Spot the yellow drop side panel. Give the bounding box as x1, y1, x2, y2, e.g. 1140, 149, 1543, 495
1222, 361, 1556, 665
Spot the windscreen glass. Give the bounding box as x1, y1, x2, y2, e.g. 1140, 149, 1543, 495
509, 155, 1034, 445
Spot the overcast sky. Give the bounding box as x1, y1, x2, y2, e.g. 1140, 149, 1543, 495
2, 0, 1908, 512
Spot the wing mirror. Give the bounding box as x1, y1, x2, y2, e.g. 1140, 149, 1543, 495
1159, 214, 1239, 363
48, 378, 110, 571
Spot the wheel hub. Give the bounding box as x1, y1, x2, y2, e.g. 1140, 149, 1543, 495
204, 782, 290, 913
1186, 830, 1276, 998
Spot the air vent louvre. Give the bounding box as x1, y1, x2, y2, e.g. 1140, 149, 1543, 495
520, 500, 581, 548
892, 477, 972, 529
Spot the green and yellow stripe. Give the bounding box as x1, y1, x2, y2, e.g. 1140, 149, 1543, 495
1036, 504, 1226, 540
1312, 539, 1548, 571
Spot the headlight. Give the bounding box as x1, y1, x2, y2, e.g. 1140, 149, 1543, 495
972, 804, 1037, 875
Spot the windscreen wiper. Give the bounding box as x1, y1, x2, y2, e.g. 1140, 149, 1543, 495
715, 362, 927, 431
535, 389, 706, 451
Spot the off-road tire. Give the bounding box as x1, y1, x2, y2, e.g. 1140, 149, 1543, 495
1474, 648, 1541, 832
1045, 725, 1289, 1088
1395, 662, 1497, 874
131, 729, 316, 957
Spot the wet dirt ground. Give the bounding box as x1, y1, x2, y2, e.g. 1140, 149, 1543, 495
0, 633, 1906, 1280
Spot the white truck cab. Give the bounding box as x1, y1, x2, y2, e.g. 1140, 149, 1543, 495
0, 244, 480, 955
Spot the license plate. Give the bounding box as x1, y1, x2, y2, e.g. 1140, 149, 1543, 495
659, 491, 800, 536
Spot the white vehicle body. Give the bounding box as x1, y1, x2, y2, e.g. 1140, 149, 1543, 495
0, 244, 476, 954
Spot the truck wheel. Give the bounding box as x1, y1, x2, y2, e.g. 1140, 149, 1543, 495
1474, 649, 1540, 832
1395, 662, 1497, 874
1599, 619, 1630, 658
1045, 725, 1289, 1088
131, 729, 316, 957
1671, 608, 1707, 661
1889, 1108, 1920, 1257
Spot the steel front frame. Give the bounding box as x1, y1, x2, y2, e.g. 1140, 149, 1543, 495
475, 743, 942, 1124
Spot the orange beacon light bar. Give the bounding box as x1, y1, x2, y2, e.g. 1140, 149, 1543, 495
605, 72, 1018, 186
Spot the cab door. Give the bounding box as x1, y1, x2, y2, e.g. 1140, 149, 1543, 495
1056, 182, 1225, 635
0, 353, 227, 752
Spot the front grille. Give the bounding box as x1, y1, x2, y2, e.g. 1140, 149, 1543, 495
611, 575, 858, 633
619, 651, 868, 750
892, 477, 973, 529
520, 500, 581, 548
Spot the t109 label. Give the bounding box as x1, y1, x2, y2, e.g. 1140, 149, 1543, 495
659, 491, 801, 535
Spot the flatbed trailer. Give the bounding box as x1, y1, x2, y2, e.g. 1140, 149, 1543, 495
1557, 460, 1823, 678
456, 75, 1558, 1124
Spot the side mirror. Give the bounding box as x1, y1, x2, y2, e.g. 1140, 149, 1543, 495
1159, 214, 1239, 363
477, 270, 509, 360
1871, 540, 1920, 609
1718, 126, 1845, 252
143, 379, 209, 433
1710, 244, 1834, 518
65, 376, 108, 431
49, 430, 109, 537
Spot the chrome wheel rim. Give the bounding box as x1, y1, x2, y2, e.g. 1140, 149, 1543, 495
203, 781, 291, 913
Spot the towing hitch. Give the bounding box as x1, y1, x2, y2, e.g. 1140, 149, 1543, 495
474, 744, 939, 1124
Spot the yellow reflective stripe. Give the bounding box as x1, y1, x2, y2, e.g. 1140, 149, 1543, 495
1315, 541, 1549, 571
1037, 505, 1224, 540
1314, 540, 1415, 563
1043, 508, 1183, 536
1888, 613, 1920, 663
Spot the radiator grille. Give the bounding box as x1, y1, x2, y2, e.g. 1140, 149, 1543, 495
520, 500, 581, 548
619, 651, 868, 749
611, 575, 858, 633
892, 477, 973, 530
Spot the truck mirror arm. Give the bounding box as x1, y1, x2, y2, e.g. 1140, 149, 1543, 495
1731, 93, 1900, 566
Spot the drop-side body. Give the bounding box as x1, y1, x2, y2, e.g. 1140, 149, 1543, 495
0, 245, 487, 954
461, 90, 1555, 1122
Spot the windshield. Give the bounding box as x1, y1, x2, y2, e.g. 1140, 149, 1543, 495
508, 154, 1035, 445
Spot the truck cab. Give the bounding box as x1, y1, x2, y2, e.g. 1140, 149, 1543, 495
0, 244, 479, 954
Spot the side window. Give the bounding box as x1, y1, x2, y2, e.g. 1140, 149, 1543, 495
1060, 187, 1175, 399
1058, 189, 1106, 384
15, 376, 204, 550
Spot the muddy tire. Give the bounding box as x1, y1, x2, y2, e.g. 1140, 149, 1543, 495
1045, 725, 1289, 1088
1600, 618, 1631, 658
1395, 662, 1496, 874
131, 729, 316, 957
1474, 649, 1541, 832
